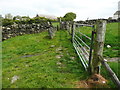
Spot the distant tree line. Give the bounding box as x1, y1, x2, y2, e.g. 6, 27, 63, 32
2, 14, 57, 26
1, 12, 77, 26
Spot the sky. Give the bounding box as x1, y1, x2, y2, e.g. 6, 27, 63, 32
0, 0, 119, 20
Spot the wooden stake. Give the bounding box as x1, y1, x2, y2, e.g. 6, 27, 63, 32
71, 22, 75, 42
91, 20, 106, 74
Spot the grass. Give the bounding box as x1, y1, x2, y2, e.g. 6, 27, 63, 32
2, 30, 88, 88
104, 23, 119, 58
108, 62, 120, 79
101, 62, 120, 88
52, 22, 60, 27
2, 22, 119, 88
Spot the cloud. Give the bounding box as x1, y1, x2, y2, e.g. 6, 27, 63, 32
0, 0, 119, 20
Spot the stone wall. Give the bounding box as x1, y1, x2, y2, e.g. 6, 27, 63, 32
76, 19, 119, 25
60, 21, 72, 30
2, 22, 52, 41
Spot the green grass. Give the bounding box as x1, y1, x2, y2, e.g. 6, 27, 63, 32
101, 62, 120, 88
104, 23, 119, 57
108, 62, 120, 79
52, 22, 60, 27
2, 30, 88, 88
2, 22, 119, 88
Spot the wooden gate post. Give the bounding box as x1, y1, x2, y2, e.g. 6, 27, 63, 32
71, 22, 75, 42
91, 20, 107, 74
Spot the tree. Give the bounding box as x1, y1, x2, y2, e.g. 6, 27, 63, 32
63, 12, 76, 21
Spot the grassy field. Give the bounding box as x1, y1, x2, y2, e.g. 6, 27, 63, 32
101, 62, 120, 88
52, 22, 60, 27
2, 30, 89, 88
2, 22, 119, 88
104, 22, 119, 58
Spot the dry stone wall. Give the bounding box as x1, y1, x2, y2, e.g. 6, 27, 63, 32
2, 22, 52, 41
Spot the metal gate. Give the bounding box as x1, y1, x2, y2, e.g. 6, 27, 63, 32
72, 23, 95, 71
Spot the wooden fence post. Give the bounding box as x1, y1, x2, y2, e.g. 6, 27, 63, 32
59, 18, 62, 30
66, 22, 69, 30
91, 20, 107, 74
71, 22, 75, 42
68, 22, 72, 35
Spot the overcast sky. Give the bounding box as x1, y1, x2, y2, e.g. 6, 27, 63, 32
0, 0, 119, 20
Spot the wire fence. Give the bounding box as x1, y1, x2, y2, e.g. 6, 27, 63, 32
59, 21, 120, 87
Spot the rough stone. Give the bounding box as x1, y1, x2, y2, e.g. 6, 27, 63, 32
70, 57, 75, 60
107, 45, 111, 48
56, 62, 62, 65
11, 75, 19, 84
2, 22, 52, 41
50, 45, 55, 48
56, 55, 61, 59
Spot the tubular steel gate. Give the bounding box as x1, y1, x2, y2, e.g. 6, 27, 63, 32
72, 23, 95, 71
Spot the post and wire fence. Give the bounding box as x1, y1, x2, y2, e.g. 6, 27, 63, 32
60, 20, 120, 87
